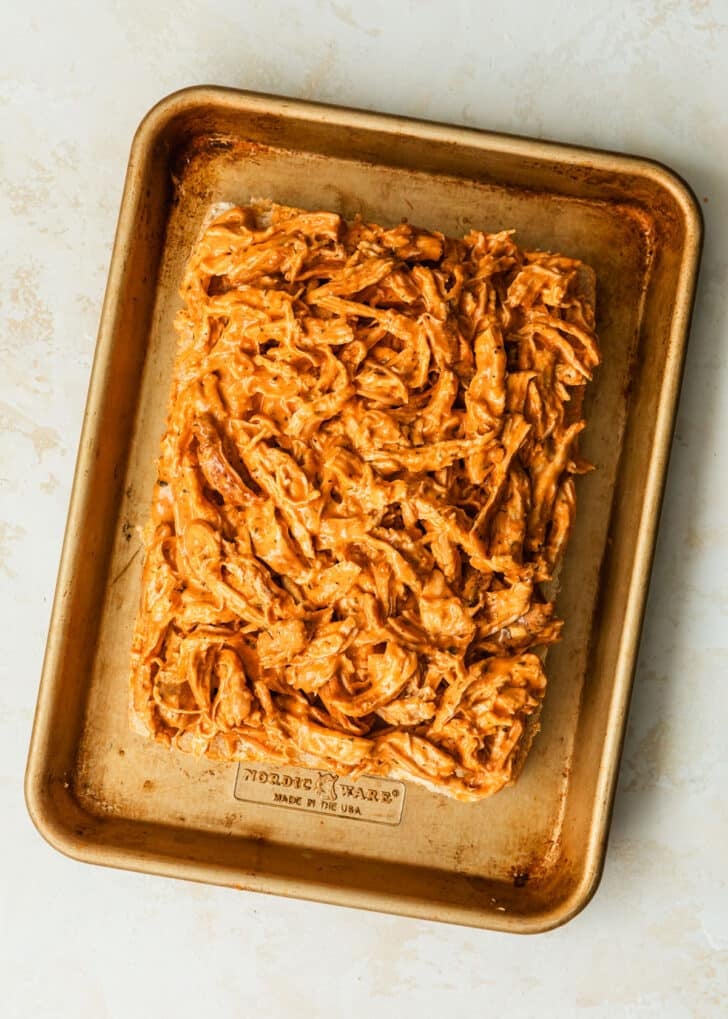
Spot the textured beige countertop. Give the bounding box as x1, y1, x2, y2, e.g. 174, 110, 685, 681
1, 2, 727, 1016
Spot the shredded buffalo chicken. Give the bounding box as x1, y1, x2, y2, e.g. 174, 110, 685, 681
129, 201, 600, 801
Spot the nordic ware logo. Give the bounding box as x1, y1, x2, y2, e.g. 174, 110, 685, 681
234, 764, 405, 825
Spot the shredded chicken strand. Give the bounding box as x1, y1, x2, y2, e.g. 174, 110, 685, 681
129, 201, 600, 801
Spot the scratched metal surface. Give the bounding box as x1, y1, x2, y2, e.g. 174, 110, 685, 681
26, 89, 700, 934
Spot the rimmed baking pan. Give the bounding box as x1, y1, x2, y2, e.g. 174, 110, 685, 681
25, 86, 702, 932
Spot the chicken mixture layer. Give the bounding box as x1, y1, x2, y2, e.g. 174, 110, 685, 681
129, 201, 600, 800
